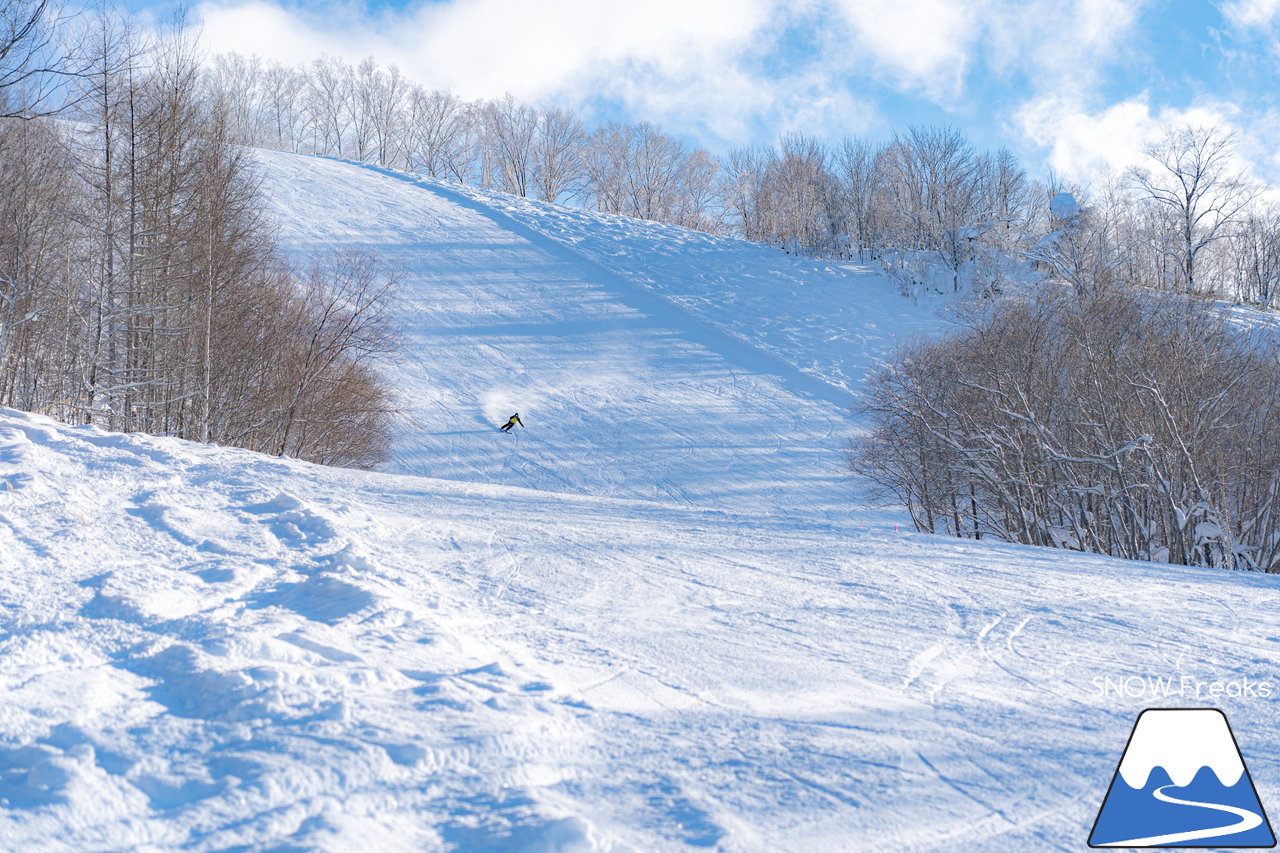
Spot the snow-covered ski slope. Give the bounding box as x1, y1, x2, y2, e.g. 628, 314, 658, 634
6, 408, 1280, 852
256, 150, 943, 521
3, 149, 1280, 852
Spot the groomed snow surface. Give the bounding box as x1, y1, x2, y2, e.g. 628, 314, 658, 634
2, 151, 1279, 852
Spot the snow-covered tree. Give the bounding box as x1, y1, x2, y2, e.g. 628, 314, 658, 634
530, 106, 583, 203
304, 55, 351, 157
480, 94, 537, 197
1129, 125, 1260, 293
853, 283, 1280, 571
401, 86, 469, 179
1030, 188, 1125, 296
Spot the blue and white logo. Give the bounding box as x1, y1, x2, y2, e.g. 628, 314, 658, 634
1090, 708, 1275, 848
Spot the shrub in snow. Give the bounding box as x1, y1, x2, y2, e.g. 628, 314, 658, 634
853, 282, 1280, 571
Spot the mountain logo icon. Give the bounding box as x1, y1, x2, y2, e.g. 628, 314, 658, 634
1089, 708, 1275, 848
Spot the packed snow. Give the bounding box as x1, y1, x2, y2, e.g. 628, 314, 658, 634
2, 151, 1279, 852
253, 150, 944, 522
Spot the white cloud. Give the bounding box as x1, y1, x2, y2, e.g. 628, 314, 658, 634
820, 0, 1149, 104
406, 0, 772, 101
1014, 93, 1280, 189
826, 0, 977, 100
1221, 0, 1280, 29
193, 0, 791, 144
195, 1, 335, 67
987, 0, 1148, 95
1016, 94, 1157, 182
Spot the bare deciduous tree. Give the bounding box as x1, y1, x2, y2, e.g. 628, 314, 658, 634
305, 55, 351, 157
0, 19, 398, 469
401, 86, 468, 178
1, 0, 87, 117
1230, 205, 1280, 308
481, 93, 537, 197
854, 283, 1280, 572
368, 61, 406, 167
206, 51, 261, 144
259, 60, 306, 151
530, 106, 583, 203
1130, 125, 1260, 293
833, 137, 885, 260
268, 249, 398, 467
582, 122, 632, 215
722, 144, 768, 241
1030, 186, 1125, 297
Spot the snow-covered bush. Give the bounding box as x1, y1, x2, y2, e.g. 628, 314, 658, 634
853, 282, 1280, 571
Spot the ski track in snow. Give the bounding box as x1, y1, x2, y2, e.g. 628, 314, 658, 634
1, 151, 1279, 851
253, 151, 947, 526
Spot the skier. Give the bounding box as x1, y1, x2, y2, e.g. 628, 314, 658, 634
500, 413, 524, 432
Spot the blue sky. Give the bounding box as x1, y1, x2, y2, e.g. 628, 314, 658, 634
127, 0, 1280, 187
